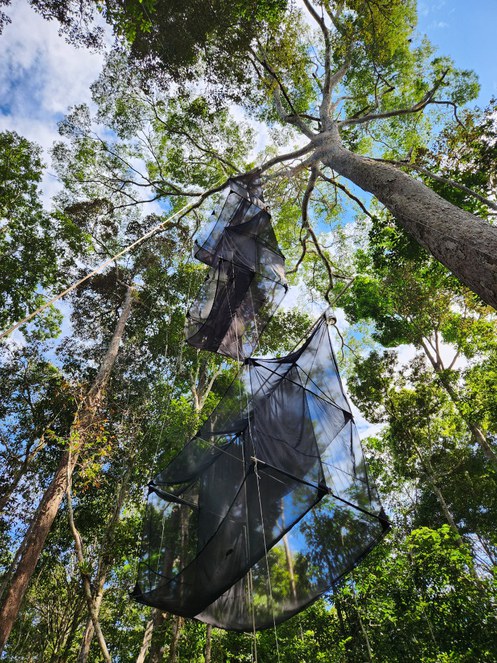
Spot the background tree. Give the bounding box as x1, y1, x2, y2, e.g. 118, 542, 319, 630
0, 131, 87, 336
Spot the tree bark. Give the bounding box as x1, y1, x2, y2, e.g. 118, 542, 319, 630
147, 610, 168, 663
0, 452, 37, 514
136, 362, 218, 660
167, 616, 183, 663
350, 579, 373, 663
0, 285, 134, 654
135, 617, 154, 663
67, 479, 111, 663
315, 126, 497, 310
77, 461, 134, 663
204, 624, 213, 663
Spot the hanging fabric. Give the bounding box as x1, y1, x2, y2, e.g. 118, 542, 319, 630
132, 313, 389, 630
185, 175, 287, 360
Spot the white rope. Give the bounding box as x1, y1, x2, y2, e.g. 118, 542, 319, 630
246, 351, 280, 660
252, 456, 281, 663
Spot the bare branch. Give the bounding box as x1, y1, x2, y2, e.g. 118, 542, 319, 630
149, 101, 239, 173
250, 45, 316, 138
273, 88, 316, 138
302, 167, 336, 302
328, 61, 351, 96
251, 142, 316, 175
302, 0, 332, 126
302, 0, 352, 127
317, 168, 375, 219
340, 70, 450, 127
430, 99, 466, 128
321, 0, 343, 32
262, 154, 319, 180
287, 237, 308, 275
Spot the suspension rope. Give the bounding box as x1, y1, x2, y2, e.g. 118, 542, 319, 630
252, 456, 281, 662
245, 313, 280, 659
228, 266, 259, 659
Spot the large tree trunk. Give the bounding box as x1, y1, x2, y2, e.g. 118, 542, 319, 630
316, 125, 497, 310
0, 285, 134, 654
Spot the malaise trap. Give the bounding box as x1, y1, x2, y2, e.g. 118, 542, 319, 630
132, 312, 390, 631
184, 175, 287, 361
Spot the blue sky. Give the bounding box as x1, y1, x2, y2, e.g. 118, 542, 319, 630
417, 0, 497, 104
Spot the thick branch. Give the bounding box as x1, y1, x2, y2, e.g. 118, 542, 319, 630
262, 153, 320, 180
250, 142, 315, 175
301, 0, 334, 126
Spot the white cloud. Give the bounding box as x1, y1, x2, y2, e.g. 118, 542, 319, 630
396, 339, 468, 373
0, 0, 108, 202
433, 21, 449, 29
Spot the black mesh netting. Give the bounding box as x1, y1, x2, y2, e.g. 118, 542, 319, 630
185, 177, 287, 360
132, 314, 389, 631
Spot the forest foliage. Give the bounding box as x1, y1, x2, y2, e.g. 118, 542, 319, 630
0, 0, 496, 661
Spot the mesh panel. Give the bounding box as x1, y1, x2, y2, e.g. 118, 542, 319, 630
133, 315, 389, 630
185, 178, 287, 360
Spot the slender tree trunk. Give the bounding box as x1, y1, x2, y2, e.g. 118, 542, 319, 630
412, 441, 464, 545
350, 580, 373, 663
77, 461, 134, 663
136, 617, 154, 663
147, 610, 168, 663
77, 595, 104, 663
60, 597, 86, 663
67, 480, 111, 662
204, 624, 213, 663
0, 458, 32, 513
279, 502, 297, 599
316, 125, 497, 310
334, 595, 349, 656
420, 339, 497, 470
137, 361, 218, 660
167, 616, 183, 663
0, 285, 134, 654
0, 524, 30, 603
